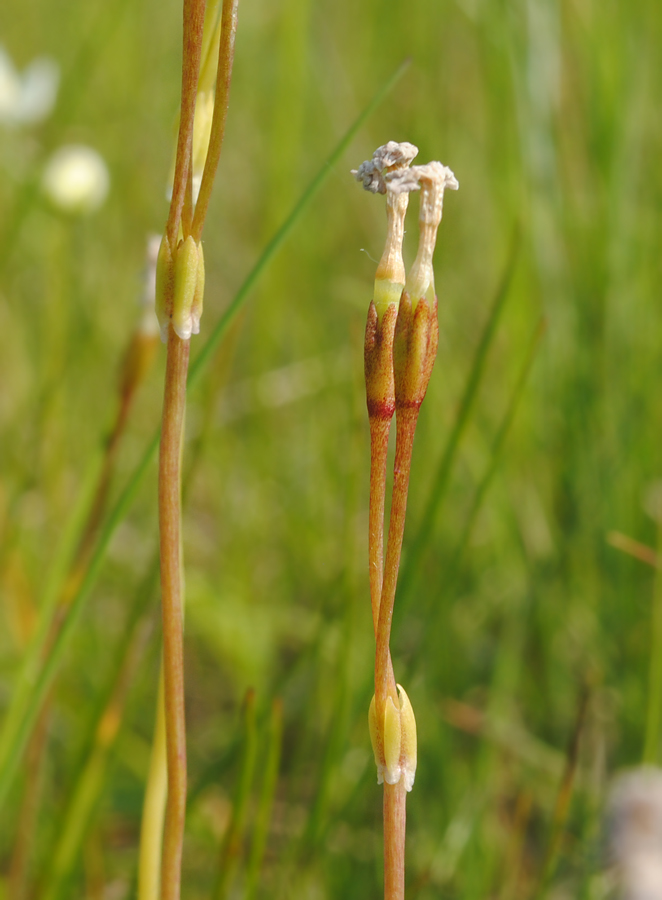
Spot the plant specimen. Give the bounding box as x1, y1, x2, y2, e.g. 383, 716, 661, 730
353, 142, 458, 900
150, 0, 239, 897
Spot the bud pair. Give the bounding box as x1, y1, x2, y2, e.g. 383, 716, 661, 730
155, 234, 205, 343
368, 684, 417, 792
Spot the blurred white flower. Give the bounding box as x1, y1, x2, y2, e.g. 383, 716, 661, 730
607, 768, 662, 900
0, 45, 59, 127
41, 145, 110, 214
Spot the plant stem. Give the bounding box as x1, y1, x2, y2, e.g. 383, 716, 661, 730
374, 410, 418, 900
369, 417, 390, 632
192, 0, 239, 241
384, 781, 407, 900
375, 410, 418, 711
158, 328, 190, 900
166, 0, 207, 246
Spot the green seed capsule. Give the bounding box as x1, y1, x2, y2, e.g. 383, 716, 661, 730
155, 234, 174, 343
172, 236, 201, 341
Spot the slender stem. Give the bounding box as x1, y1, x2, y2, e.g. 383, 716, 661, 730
213, 690, 258, 900
369, 417, 391, 633
158, 329, 190, 900
383, 781, 407, 900
374, 411, 417, 900
166, 0, 207, 247
375, 410, 418, 711
7, 702, 50, 900
139, 669, 169, 900
644, 520, 662, 764
191, 0, 239, 240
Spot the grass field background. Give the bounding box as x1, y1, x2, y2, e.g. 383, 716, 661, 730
0, 0, 660, 896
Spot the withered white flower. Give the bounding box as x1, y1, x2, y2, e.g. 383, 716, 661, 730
351, 140, 419, 194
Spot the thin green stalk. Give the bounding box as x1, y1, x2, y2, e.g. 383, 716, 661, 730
643, 520, 662, 763
38, 560, 159, 900
538, 687, 589, 896
396, 230, 520, 607
158, 329, 191, 900
139, 670, 169, 900
213, 689, 258, 900
0, 62, 409, 811
449, 317, 546, 576
245, 698, 283, 900
40, 612, 153, 900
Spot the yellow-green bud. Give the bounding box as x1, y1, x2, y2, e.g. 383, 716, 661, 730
368, 684, 417, 792
190, 241, 205, 336
155, 234, 174, 343
172, 236, 204, 341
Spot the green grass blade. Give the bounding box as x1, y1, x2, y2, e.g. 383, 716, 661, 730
451, 317, 546, 575
245, 698, 283, 900
0, 59, 410, 812
213, 689, 258, 900
396, 227, 520, 610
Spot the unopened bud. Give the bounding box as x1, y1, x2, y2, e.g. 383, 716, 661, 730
190, 240, 205, 336
368, 684, 417, 792
155, 234, 175, 343
172, 235, 205, 341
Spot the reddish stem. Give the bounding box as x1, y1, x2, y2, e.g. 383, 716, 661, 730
191, 0, 239, 241
383, 781, 407, 900
158, 328, 190, 900
375, 409, 418, 712
166, 0, 207, 247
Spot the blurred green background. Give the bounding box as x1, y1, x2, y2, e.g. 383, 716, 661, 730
1, 0, 661, 896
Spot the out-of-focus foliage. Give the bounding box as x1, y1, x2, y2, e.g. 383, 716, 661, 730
1, 0, 661, 896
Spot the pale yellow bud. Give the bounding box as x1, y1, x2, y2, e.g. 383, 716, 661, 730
155, 234, 174, 343
190, 241, 205, 336
172, 236, 204, 341
368, 684, 417, 792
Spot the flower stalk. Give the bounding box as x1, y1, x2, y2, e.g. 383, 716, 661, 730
353, 145, 458, 900
154, 1, 239, 897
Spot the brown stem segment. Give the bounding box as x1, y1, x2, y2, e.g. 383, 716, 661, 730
368, 417, 390, 633
192, 0, 239, 241
166, 0, 207, 247
383, 781, 407, 900
158, 328, 191, 900
375, 409, 418, 713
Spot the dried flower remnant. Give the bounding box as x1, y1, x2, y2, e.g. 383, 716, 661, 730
607, 768, 662, 900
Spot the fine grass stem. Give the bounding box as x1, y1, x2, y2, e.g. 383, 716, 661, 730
245, 698, 283, 900
212, 689, 258, 900
396, 228, 520, 609
643, 522, 662, 763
